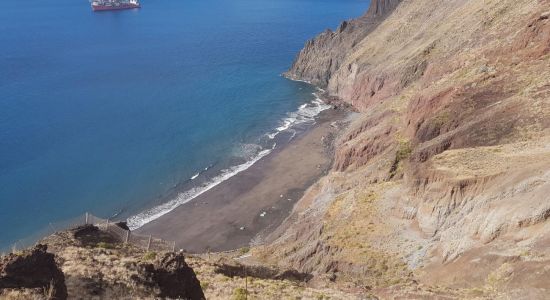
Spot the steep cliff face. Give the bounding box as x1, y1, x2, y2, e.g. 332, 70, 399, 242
284, 0, 402, 87
259, 0, 550, 298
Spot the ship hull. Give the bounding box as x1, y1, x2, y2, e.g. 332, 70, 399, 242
92, 3, 140, 11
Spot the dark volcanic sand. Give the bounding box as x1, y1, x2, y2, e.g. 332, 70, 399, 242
136, 108, 348, 253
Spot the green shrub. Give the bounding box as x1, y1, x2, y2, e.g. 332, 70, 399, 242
232, 287, 247, 300
395, 139, 412, 162
389, 138, 412, 178
433, 112, 450, 127
142, 251, 157, 261
97, 242, 114, 249
239, 247, 250, 255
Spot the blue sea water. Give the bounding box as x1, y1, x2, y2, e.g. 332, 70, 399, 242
0, 0, 369, 248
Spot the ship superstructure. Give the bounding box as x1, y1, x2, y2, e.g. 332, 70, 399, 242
91, 0, 140, 11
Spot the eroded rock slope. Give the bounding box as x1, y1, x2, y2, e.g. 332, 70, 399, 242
258, 0, 550, 298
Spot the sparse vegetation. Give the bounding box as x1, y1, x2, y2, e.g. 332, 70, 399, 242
467, 287, 486, 297
231, 287, 247, 300
389, 137, 412, 178
96, 242, 115, 249
142, 251, 157, 261
519, 249, 530, 257
432, 111, 450, 127
395, 139, 412, 162
239, 247, 250, 255
184, 255, 356, 299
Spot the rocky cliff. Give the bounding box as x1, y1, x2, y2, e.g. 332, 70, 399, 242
259, 0, 550, 298
285, 0, 401, 87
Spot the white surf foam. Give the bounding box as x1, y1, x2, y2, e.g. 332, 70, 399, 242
267, 93, 331, 140
189, 163, 215, 181
127, 145, 275, 230
235, 143, 264, 160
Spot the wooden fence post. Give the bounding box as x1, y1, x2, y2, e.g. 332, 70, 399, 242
147, 235, 152, 251
85, 212, 89, 225
125, 231, 130, 243
172, 241, 176, 252
244, 265, 248, 300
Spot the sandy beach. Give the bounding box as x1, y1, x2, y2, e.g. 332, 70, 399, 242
136, 107, 348, 253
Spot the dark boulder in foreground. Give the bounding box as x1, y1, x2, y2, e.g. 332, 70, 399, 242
134, 252, 205, 300
0, 244, 67, 300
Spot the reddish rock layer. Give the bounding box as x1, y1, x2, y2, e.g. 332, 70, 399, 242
259, 0, 550, 298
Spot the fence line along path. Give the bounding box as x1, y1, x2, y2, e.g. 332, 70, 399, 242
5, 212, 176, 254
85, 212, 176, 252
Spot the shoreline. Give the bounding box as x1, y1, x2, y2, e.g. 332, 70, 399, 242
0, 89, 344, 253
126, 92, 332, 230
136, 106, 350, 253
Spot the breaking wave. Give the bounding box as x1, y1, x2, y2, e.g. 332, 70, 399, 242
267, 92, 331, 139
189, 164, 213, 181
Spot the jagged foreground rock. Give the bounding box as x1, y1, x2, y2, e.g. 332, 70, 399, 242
0, 226, 205, 300
257, 0, 550, 298
0, 244, 67, 299
1, 225, 360, 300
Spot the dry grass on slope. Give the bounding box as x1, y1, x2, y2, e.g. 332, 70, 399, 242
42, 226, 360, 300
186, 256, 362, 300
431, 137, 550, 179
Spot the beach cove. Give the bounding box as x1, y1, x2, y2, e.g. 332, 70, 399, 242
136, 105, 353, 252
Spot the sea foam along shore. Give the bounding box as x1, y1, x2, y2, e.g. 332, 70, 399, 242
126, 146, 274, 230
126, 95, 331, 230
267, 91, 330, 139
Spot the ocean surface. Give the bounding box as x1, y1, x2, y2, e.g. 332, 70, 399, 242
0, 0, 369, 249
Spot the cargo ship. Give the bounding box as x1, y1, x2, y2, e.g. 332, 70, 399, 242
91, 0, 140, 11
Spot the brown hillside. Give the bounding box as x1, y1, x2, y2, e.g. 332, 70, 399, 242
259, 0, 550, 298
